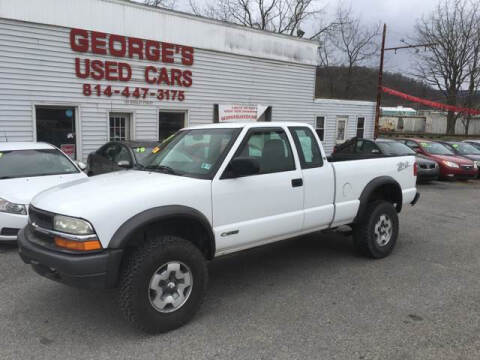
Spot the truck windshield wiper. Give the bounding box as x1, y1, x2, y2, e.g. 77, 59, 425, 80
143, 164, 182, 175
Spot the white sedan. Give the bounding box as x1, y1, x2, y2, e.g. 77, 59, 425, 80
0, 142, 87, 242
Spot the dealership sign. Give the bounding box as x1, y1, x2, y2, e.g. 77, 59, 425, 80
219, 104, 268, 122
70, 28, 193, 101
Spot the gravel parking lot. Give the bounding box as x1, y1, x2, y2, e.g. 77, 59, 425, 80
1, 180, 479, 360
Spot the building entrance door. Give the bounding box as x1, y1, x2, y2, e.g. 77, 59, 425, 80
159, 111, 186, 141
36, 106, 77, 159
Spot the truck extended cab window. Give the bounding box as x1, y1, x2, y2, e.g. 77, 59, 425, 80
289, 127, 323, 168
234, 129, 295, 174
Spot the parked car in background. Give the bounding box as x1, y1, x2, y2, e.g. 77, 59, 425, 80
463, 140, 480, 151
0, 142, 87, 242
398, 138, 478, 180
437, 141, 480, 174
331, 138, 439, 182
87, 140, 158, 176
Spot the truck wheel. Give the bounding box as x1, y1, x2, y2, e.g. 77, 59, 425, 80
119, 235, 208, 333
353, 200, 399, 259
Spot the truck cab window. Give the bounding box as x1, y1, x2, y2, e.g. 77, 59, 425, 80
289, 127, 323, 168
235, 129, 295, 174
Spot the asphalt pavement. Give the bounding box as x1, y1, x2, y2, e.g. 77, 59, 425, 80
1, 180, 479, 360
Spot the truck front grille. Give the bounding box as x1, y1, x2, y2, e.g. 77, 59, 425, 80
29, 206, 54, 230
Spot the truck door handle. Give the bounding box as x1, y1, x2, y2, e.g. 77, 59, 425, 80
291, 178, 303, 187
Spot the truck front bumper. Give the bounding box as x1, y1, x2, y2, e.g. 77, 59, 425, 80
17, 227, 123, 289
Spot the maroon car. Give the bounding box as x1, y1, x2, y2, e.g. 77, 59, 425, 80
398, 138, 478, 180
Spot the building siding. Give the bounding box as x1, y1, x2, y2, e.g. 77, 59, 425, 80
0, 18, 375, 158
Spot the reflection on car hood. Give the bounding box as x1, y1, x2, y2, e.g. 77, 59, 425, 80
428, 154, 474, 164
0, 173, 87, 205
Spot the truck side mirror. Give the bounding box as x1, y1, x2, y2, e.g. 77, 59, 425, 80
228, 157, 260, 178
75, 161, 87, 171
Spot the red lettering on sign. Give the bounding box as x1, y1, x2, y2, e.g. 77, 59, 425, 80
75, 58, 90, 78
128, 37, 144, 59
91, 59, 105, 80
118, 63, 132, 81
161, 42, 175, 63
145, 66, 157, 84
181, 46, 194, 65
158, 67, 171, 85
105, 61, 118, 81
145, 40, 160, 61
109, 34, 126, 57
91, 31, 107, 55
70, 29, 89, 52
182, 70, 192, 87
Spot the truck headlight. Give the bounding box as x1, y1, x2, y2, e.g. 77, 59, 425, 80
53, 215, 94, 235
442, 160, 459, 168
0, 198, 27, 215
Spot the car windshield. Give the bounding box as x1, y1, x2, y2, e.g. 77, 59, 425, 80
141, 128, 238, 178
131, 146, 156, 165
450, 142, 480, 155
376, 142, 415, 156
0, 149, 79, 179
420, 142, 454, 155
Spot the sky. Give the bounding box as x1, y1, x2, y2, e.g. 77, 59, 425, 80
136, 0, 441, 74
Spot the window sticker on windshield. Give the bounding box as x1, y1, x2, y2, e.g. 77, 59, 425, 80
420, 142, 430, 147
201, 163, 212, 170
152, 146, 160, 154
452, 144, 459, 148
135, 147, 146, 153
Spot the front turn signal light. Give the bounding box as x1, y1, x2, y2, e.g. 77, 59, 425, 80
54, 237, 102, 251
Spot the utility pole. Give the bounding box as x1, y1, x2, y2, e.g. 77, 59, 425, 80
373, 25, 436, 139
374, 24, 387, 139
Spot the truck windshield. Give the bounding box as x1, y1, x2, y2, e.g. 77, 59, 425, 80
376, 142, 415, 156
0, 149, 79, 179
141, 128, 238, 178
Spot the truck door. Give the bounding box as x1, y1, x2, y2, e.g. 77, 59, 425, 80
212, 127, 304, 254
289, 126, 335, 231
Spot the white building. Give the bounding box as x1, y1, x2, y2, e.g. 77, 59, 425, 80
0, 0, 375, 158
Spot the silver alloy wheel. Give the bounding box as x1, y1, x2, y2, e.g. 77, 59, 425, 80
148, 261, 193, 313
374, 214, 393, 247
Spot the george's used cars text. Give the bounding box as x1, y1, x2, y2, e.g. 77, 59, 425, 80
18, 122, 419, 333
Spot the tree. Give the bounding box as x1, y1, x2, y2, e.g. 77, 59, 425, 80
189, 0, 334, 39
142, 0, 175, 9
317, 5, 380, 99
414, 0, 480, 135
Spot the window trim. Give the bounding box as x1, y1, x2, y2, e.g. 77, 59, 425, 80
221, 127, 296, 179
108, 112, 133, 142
356, 116, 366, 138
288, 126, 323, 169
335, 116, 349, 144
315, 115, 326, 142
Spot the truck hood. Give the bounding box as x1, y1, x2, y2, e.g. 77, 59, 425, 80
31, 170, 212, 247
31, 170, 205, 218
0, 173, 86, 205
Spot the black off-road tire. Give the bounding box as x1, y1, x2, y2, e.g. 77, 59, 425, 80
353, 200, 399, 259
119, 235, 208, 333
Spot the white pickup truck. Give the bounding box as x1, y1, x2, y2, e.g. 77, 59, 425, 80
18, 122, 419, 333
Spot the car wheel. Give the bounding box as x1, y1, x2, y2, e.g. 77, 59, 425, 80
353, 200, 399, 259
119, 235, 208, 333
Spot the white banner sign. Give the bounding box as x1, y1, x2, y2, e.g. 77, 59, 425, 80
218, 104, 268, 122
